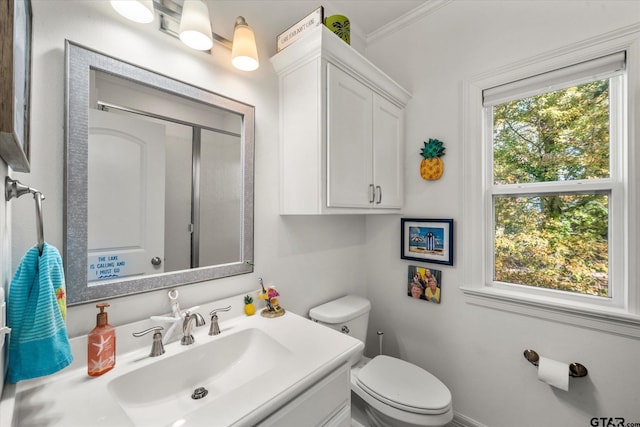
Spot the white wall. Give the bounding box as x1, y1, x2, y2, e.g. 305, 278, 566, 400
363, 1, 640, 426
6, 1, 640, 425
9, 1, 367, 340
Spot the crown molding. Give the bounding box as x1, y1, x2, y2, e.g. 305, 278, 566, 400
366, 0, 452, 45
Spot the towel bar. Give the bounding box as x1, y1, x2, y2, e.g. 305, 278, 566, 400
523, 349, 588, 378
5, 177, 45, 255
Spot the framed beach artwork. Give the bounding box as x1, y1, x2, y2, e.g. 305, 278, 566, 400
407, 265, 442, 304
401, 218, 453, 265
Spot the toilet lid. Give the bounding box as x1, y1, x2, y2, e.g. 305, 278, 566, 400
356, 355, 452, 415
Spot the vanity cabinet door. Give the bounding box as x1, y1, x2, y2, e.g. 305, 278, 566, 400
327, 64, 373, 208
256, 363, 351, 427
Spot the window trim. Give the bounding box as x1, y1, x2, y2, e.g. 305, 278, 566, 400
486, 73, 624, 309
461, 23, 640, 338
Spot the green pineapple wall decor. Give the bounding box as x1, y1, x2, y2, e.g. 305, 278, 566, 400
420, 138, 446, 180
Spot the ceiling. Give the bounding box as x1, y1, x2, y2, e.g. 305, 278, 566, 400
203, 1, 435, 51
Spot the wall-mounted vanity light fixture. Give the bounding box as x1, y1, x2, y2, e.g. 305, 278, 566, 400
110, 0, 155, 23
229, 16, 259, 72
179, 0, 213, 50
110, 0, 260, 71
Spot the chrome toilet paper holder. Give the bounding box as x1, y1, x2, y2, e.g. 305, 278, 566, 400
523, 349, 588, 378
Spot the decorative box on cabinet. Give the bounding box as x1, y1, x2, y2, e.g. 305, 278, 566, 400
271, 25, 411, 215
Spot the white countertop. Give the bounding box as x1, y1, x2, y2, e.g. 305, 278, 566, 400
2, 308, 363, 427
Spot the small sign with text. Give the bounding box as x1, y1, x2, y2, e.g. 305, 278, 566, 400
276, 6, 324, 52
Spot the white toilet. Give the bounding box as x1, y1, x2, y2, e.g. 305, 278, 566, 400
309, 295, 453, 427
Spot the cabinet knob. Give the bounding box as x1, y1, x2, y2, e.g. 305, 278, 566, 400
369, 184, 375, 203
375, 186, 382, 204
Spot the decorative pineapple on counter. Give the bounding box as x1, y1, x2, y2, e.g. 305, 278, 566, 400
244, 294, 255, 316
420, 138, 446, 180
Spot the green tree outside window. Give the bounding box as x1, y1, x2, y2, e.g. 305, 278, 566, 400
492, 80, 610, 297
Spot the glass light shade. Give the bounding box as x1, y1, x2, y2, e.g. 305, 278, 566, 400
110, 0, 154, 24
179, 0, 213, 51
231, 18, 259, 71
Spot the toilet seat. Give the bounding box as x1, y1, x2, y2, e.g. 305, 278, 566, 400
355, 355, 452, 415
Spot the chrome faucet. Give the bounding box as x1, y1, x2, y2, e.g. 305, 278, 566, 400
208, 306, 231, 336
181, 311, 206, 345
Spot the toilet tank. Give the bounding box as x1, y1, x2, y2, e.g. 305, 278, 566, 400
309, 295, 371, 343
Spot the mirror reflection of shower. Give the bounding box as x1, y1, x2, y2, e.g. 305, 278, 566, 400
87, 70, 242, 283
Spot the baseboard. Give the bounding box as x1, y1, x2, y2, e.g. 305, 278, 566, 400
448, 411, 487, 427
348, 408, 485, 427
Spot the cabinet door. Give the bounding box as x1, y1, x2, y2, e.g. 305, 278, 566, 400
327, 64, 373, 208
256, 364, 351, 427
372, 94, 403, 208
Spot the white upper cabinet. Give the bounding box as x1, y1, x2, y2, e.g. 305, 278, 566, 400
271, 25, 411, 215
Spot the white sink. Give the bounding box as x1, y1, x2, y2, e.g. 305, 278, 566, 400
6, 308, 363, 427
108, 327, 292, 426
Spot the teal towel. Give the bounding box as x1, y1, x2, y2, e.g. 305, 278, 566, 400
7, 242, 73, 383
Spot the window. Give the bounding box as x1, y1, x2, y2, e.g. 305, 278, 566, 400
461, 28, 640, 337
484, 53, 624, 304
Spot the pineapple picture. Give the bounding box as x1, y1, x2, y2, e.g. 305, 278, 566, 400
420, 138, 446, 180
244, 294, 255, 316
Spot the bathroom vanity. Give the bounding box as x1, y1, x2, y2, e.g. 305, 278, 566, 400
1, 298, 363, 427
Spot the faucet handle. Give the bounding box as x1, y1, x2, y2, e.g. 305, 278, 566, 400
209, 306, 231, 316
133, 326, 165, 357
209, 306, 231, 336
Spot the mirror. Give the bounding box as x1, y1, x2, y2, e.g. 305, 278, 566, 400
65, 41, 254, 305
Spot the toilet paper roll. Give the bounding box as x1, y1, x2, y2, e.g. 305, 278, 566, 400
537, 356, 569, 391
